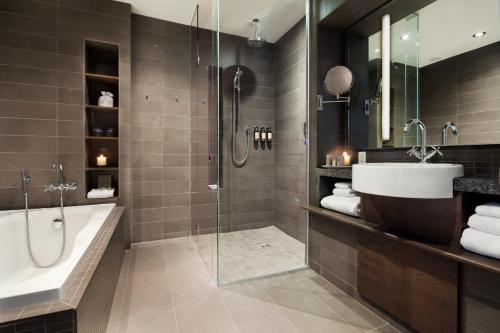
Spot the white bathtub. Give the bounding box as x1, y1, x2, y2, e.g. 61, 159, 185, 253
0, 203, 116, 310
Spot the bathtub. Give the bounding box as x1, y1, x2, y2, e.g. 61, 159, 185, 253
0, 203, 116, 310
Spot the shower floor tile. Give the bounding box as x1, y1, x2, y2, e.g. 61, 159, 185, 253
196, 226, 306, 284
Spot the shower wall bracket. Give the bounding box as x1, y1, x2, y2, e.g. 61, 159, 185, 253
316, 94, 350, 111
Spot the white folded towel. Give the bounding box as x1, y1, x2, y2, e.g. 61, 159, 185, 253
468, 214, 500, 236
475, 202, 500, 219
320, 195, 360, 217
332, 188, 358, 197
460, 228, 500, 260
335, 182, 352, 189
87, 188, 115, 199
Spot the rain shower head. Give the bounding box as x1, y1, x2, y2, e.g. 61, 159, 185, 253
247, 18, 266, 48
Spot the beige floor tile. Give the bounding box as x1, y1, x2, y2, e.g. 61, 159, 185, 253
129, 242, 167, 272
175, 299, 239, 333
120, 268, 174, 320
367, 324, 404, 333
301, 275, 387, 332
220, 284, 298, 333
276, 305, 358, 333
117, 310, 178, 333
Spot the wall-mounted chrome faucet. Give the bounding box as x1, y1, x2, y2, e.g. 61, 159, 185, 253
45, 162, 78, 192
441, 121, 458, 146
403, 119, 442, 162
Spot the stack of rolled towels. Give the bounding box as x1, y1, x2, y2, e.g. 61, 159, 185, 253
87, 188, 115, 199
461, 202, 500, 259
320, 182, 360, 217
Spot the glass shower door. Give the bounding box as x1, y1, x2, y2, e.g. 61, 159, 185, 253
190, 3, 219, 280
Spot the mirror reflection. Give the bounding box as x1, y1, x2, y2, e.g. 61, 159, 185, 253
348, 0, 500, 149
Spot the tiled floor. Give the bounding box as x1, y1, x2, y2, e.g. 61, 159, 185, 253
197, 226, 306, 284
107, 237, 403, 333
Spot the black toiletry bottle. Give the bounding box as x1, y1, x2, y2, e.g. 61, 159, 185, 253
266, 127, 272, 142
254, 126, 260, 142
260, 127, 266, 142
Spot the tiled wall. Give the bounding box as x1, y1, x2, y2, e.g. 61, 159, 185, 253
196, 32, 276, 235
274, 19, 308, 242
421, 41, 500, 145
317, 26, 346, 164
0, 310, 74, 333
130, 15, 192, 242
0, 0, 132, 236
364, 145, 500, 178
130, 16, 282, 241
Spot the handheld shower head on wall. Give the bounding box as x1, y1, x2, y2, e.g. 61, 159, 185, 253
234, 67, 243, 91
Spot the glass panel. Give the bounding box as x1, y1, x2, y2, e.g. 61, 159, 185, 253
190, 2, 218, 280
216, 0, 309, 285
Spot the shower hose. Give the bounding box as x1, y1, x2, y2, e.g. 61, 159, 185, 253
24, 191, 66, 268
231, 84, 250, 168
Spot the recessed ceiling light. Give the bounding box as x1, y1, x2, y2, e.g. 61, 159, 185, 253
472, 31, 486, 38
400, 34, 410, 41
374, 48, 380, 53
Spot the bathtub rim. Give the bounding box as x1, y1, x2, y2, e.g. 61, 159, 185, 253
0, 205, 125, 324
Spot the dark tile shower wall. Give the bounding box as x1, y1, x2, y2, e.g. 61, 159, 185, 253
274, 19, 308, 243
215, 33, 276, 234
0, 0, 132, 233
130, 16, 282, 241
130, 15, 192, 242
421, 41, 500, 145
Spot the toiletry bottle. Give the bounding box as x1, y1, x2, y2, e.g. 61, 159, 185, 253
254, 127, 260, 142
260, 127, 266, 142
266, 127, 272, 142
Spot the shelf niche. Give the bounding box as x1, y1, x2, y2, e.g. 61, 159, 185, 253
84, 40, 120, 200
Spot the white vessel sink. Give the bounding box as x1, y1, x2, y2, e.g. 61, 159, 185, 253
352, 163, 464, 199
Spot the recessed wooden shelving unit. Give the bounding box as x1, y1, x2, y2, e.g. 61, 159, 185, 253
84, 40, 120, 200
85, 136, 119, 141
85, 73, 119, 84
85, 105, 118, 112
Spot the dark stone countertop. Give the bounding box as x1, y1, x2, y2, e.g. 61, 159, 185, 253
315, 167, 352, 179
316, 167, 500, 196
454, 177, 500, 196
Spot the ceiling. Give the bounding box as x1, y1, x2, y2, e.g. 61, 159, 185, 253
369, 0, 500, 67
116, 0, 306, 43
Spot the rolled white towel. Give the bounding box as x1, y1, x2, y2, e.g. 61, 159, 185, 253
87, 188, 115, 199
476, 202, 500, 219
468, 214, 500, 236
460, 228, 500, 260
335, 182, 352, 189
320, 195, 360, 217
332, 188, 358, 197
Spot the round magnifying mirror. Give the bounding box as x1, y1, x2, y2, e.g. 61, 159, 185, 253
323, 65, 354, 96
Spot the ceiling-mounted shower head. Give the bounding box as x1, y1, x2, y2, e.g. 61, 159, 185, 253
247, 18, 266, 48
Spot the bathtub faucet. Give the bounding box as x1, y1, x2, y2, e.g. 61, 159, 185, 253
45, 163, 78, 192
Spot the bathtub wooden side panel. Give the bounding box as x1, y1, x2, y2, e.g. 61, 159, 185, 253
76, 209, 126, 333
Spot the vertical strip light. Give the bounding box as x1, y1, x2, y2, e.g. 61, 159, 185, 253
381, 14, 391, 141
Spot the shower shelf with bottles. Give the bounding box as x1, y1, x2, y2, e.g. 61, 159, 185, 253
84, 40, 120, 201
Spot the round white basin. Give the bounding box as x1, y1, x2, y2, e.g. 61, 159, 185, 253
352, 163, 464, 199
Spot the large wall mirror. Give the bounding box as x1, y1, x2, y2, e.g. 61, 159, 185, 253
347, 0, 500, 150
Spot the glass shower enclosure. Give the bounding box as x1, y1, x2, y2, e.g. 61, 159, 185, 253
190, 0, 309, 285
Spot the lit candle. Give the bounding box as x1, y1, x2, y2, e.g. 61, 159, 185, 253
343, 152, 351, 166
97, 154, 107, 167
